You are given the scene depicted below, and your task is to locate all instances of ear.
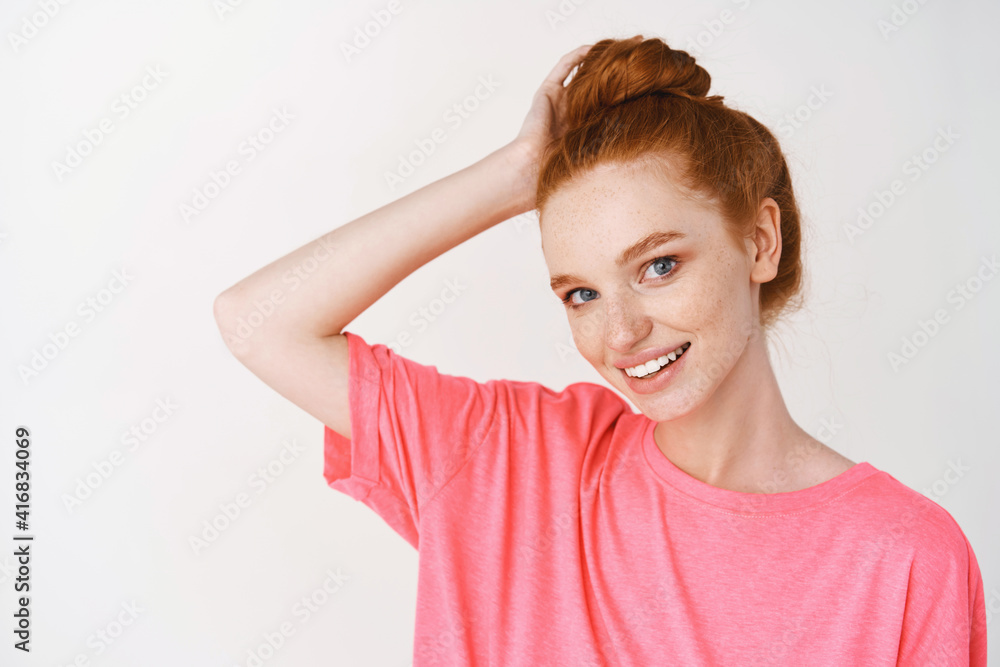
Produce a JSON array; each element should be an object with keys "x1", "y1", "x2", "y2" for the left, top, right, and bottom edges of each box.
[{"x1": 748, "y1": 197, "x2": 781, "y2": 285}]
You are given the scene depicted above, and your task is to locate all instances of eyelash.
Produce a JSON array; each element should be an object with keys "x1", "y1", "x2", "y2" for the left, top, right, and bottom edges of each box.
[{"x1": 560, "y1": 255, "x2": 680, "y2": 309}]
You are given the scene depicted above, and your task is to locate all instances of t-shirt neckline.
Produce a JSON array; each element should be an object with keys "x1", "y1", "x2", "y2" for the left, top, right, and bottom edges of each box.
[{"x1": 638, "y1": 417, "x2": 878, "y2": 514}]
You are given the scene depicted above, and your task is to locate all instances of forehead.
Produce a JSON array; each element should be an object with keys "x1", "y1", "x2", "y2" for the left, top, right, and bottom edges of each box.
[{"x1": 539, "y1": 161, "x2": 714, "y2": 253}]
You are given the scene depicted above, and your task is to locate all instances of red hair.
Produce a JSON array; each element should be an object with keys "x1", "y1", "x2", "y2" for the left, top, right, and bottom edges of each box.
[{"x1": 536, "y1": 35, "x2": 804, "y2": 331}]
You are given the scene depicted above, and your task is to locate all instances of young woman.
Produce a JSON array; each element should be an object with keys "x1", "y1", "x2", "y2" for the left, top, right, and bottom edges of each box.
[{"x1": 214, "y1": 36, "x2": 987, "y2": 666}]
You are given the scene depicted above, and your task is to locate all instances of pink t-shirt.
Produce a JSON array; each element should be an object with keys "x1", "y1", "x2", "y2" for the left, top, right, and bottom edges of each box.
[{"x1": 323, "y1": 331, "x2": 988, "y2": 666}]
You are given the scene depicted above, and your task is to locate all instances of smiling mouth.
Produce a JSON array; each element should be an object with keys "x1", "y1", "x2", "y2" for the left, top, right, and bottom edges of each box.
[{"x1": 624, "y1": 342, "x2": 691, "y2": 378}]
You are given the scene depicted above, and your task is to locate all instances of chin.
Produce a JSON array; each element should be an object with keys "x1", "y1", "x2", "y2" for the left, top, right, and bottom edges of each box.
[{"x1": 631, "y1": 391, "x2": 699, "y2": 423}]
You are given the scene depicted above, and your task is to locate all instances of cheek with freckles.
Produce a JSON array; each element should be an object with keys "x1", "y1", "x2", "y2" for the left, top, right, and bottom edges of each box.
[
  {"x1": 687, "y1": 243, "x2": 752, "y2": 330},
  {"x1": 678, "y1": 247, "x2": 759, "y2": 396},
  {"x1": 567, "y1": 308, "x2": 607, "y2": 368}
]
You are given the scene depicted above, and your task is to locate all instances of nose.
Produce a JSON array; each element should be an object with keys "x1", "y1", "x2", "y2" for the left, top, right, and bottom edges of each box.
[{"x1": 601, "y1": 291, "x2": 651, "y2": 353}]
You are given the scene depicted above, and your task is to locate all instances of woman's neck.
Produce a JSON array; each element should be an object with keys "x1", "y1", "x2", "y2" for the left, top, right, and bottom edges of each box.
[{"x1": 650, "y1": 335, "x2": 854, "y2": 493}]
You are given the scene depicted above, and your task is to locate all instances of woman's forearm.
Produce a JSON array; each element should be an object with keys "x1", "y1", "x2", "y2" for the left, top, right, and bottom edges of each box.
[{"x1": 214, "y1": 142, "x2": 534, "y2": 354}]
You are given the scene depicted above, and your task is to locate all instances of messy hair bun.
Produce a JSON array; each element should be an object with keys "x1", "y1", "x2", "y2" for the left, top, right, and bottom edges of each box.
[
  {"x1": 537, "y1": 35, "x2": 803, "y2": 332},
  {"x1": 562, "y1": 37, "x2": 720, "y2": 128}
]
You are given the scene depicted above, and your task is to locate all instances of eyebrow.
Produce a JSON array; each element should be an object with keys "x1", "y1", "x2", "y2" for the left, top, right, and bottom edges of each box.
[{"x1": 549, "y1": 230, "x2": 687, "y2": 292}]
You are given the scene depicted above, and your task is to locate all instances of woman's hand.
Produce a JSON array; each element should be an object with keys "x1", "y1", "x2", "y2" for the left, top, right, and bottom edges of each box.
[{"x1": 502, "y1": 43, "x2": 594, "y2": 214}]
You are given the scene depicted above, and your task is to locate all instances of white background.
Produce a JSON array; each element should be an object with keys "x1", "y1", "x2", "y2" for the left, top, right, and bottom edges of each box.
[{"x1": 2, "y1": 0, "x2": 997, "y2": 665}]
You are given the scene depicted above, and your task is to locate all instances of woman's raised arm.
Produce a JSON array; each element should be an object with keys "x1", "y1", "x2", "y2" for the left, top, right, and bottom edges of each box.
[{"x1": 212, "y1": 44, "x2": 593, "y2": 439}]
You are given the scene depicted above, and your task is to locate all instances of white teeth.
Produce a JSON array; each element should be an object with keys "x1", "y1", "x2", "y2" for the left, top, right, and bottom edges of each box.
[{"x1": 625, "y1": 343, "x2": 689, "y2": 377}]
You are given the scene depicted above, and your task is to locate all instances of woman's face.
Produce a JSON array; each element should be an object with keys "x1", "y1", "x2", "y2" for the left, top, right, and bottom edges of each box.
[{"x1": 539, "y1": 159, "x2": 777, "y2": 422}]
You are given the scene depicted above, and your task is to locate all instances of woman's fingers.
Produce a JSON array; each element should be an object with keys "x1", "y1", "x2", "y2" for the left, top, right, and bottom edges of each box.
[{"x1": 544, "y1": 43, "x2": 595, "y2": 88}]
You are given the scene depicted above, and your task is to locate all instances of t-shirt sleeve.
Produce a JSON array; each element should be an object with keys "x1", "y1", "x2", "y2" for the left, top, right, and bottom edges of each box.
[
  {"x1": 322, "y1": 331, "x2": 505, "y2": 549},
  {"x1": 895, "y1": 505, "x2": 988, "y2": 666}
]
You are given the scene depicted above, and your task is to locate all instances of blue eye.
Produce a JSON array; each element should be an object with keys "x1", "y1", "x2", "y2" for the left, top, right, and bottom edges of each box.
[
  {"x1": 562, "y1": 288, "x2": 598, "y2": 307},
  {"x1": 560, "y1": 256, "x2": 680, "y2": 309},
  {"x1": 645, "y1": 257, "x2": 677, "y2": 279}
]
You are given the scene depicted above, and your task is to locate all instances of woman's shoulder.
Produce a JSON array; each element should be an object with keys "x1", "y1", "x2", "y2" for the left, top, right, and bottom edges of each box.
[
  {"x1": 346, "y1": 329, "x2": 637, "y2": 439},
  {"x1": 493, "y1": 378, "x2": 639, "y2": 441},
  {"x1": 508, "y1": 377, "x2": 635, "y2": 407},
  {"x1": 847, "y1": 463, "x2": 977, "y2": 561}
]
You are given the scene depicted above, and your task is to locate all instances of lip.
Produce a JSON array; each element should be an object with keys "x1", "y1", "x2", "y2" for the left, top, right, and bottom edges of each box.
[
  {"x1": 613, "y1": 341, "x2": 691, "y2": 370},
  {"x1": 620, "y1": 342, "x2": 690, "y2": 395}
]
